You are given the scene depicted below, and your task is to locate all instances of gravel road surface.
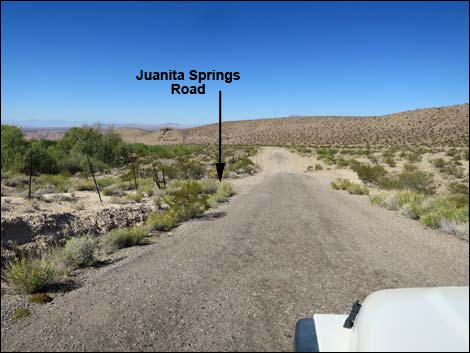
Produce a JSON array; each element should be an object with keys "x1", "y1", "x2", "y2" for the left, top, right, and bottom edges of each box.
[{"x1": 2, "y1": 147, "x2": 468, "y2": 352}]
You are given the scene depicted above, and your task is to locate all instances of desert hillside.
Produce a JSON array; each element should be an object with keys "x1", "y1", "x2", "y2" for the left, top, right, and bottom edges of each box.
[{"x1": 116, "y1": 104, "x2": 469, "y2": 146}]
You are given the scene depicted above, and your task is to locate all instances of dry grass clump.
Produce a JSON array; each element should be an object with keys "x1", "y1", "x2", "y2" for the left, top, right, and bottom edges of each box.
[
  {"x1": 2, "y1": 257, "x2": 56, "y2": 294},
  {"x1": 11, "y1": 308, "x2": 31, "y2": 320},
  {"x1": 331, "y1": 178, "x2": 369, "y2": 195},
  {"x1": 101, "y1": 226, "x2": 149, "y2": 253},
  {"x1": 27, "y1": 293, "x2": 53, "y2": 304},
  {"x1": 370, "y1": 191, "x2": 469, "y2": 237}
]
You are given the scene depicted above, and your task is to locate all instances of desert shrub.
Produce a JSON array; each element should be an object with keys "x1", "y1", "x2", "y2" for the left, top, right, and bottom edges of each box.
[
  {"x1": 62, "y1": 236, "x2": 98, "y2": 269},
  {"x1": 350, "y1": 162, "x2": 387, "y2": 184},
  {"x1": 228, "y1": 156, "x2": 256, "y2": 174},
  {"x1": 331, "y1": 178, "x2": 352, "y2": 190},
  {"x1": 368, "y1": 155, "x2": 379, "y2": 164},
  {"x1": 432, "y1": 158, "x2": 447, "y2": 169},
  {"x1": 315, "y1": 164, "x2": 323, "y2": 171},
  {"x1": 370, "y1": 193, "x2": 398, "y2": 210},
  {"x1": 165, "y1": 179, "x2": 185, "y2": 195},
  {"x1": 96, "y1": 177, "x2": 115, "y2": 188},
  {"x1": 404, "y1": 152, "x2": 421, "y2": 163},
  {"x1": 166, "y1": 181, "x2": 208, "y2": 220},
  {"x1": 75, "y1": 179, "x2": 96, "y2": 191},
  {"x1": 385, "y1": 157, "x2": 396, "y2": 167},
  {"x1": 2, "y1": 257, "x2": 56, "y2": 294},
  {"x1": 27, "y1": 293, "x2": 53, "y2": 304},
  {"x1": 217, "y1": 182, "x2": 233, "y2": 198},
  {"x1": 207, "y1": 182, "x2": 234, "y2": 207},
  {"x1": 335, "y1": 157, "x2": 350, "y2": 168},
  {"x1": 394, "y1": 191, "x2": 426, "y2": 208},
  {"x1": 316, "y1": 148, "x2": 337, "y2": 164},
  {"x1": 200, "y1": 180, "x2": 219, "y2": 194},
  {"x1": 448, "y1": 182, "x2": 469, "y2": 195},
  {"x1": 378, "y1": 169, "x2": 436, "y2": 194},
  {"x1": 125, "y1": 192, "x2": 144, "y2": 203},
  {"x1": 1, "y1": 174, "x2": 29, "y2": 188},
  {"x1": 146, "y1": 210, "x2": 179, "y2": 231},
  {"x1": 371, "y1": 191, "x2": 469, "y2": 234},
  {"x1": 165, "y1": 157, "x2": 204, "y2": 180},
  {"x1": 347, "y1": 183, "x2": 369, "y2": 195},
  {"x1": 1, "y1": 198, "x2": 11, "y2": 211},
  {"x1": 34, "y1": 184, "x2": 58, "y2": 196},
  {"x1": 129, "y1": 143, "x2": 203, "y2": 160},
  {"x1": 101, "y1": 226, "x2": 148, "y2": 253},
  {"x1": 102, "y1": 184, "x2": 125, "y2": 196},
  {"x1": 438, "y1": 220, "x2": 469, "y2": 238},
  {"x1": 11, "y1": 308, "x2": 31, "y2": 320},
  {"x1": 441, "y1": 164, "x2": 465, "y2": 179},
  {"x1": 138, "y1": 178, "x2": 157, "y2": 197},
  {"x1": 35, "y1": 174, "x2": 71, "y2": 192}
]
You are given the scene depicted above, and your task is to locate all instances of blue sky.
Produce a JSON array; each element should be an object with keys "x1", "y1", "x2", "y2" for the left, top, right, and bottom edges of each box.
[{"x1": 1, "y1": 1, "x2": 469, "y2": 127}]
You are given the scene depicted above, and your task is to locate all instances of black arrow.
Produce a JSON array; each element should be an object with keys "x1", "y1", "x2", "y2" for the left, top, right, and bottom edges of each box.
[{"x1": 216, "y1": 90, "x2": 225, "y2": 181}]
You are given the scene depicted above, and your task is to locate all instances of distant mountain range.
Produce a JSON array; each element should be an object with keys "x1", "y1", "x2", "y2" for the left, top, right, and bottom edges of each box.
[{"x1": 13, "y1": 123, "x2": 191, "y2": 140}]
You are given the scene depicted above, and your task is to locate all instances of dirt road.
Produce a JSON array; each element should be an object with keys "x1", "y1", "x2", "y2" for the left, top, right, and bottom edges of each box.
[{"x1": 2, "y1": 147, "x2": 469, "y2": 352}]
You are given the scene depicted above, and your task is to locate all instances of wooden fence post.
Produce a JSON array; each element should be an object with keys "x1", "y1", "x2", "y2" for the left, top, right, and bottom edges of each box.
[
  {"x1": 28, "y1": 150, "x2": 33, "y2": 199},
  {"x1": 87, "y1": 156, "x2": 102, "y2": 203}
]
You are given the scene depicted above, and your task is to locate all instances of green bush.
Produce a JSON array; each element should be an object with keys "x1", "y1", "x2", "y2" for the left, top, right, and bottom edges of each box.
[
  {"x1": 200, "y1": 180, "x2": 219, "y2": 194},
  {"x1": 385, "y1": 157, "x2": 397, "y2": 167},
  {"x1": 11, "y1": 308, "x2": 31, "y2": 320},
  {"x1": 101, "y1": 226, "x2": 148, "y2": 253},
  {"x1": 441, "y1": 164, "x2": 465, "y2": 179},
  {"x1": 34, "y1": 174, "x2": 71, "y2": 193},
  {"x1": 207, "y1": 182, "x2": 234, "y2": 207},
  {"x1": 315, "y1": 148, "x2": 337, "y2": 165},
  {"x1": 448, "y1": 182, "x2": 469, "y2": 195},
  {"x1": 347, "y1": 183, "x2": 369, "y2": 195},
  {"x1": 125, "y1": 192, "x2": 144, "y2": 203},
  {"x1": 350, "y1": 162, "x2": 387, "y2": 184},
  {"x1": 432, "y1": 158, "x2": 446, "y2": 169},
  {"x1": 404, "y1": 152, "x2": 421, "y2": 163},
  {"x1": 138, "y1": 178, "x2": 158, "y2": 197},
  {"x1": 370, "y1": 191, "x2": 469, "y2": 234},
  {"x1": 227, "y1": 156, "x2": 256, "y2": 174},
  {"x1": 165, "y1": 180, "x2": 208, "y2": 221},
  {"x1": 370, "y1": 193, "x2": 398, "y2": 210},
  {"x1": 331, "y1": 178, "x2": 352, "y2": 190},
  {"x1": 3, "y1": 257, "x2": 56, "y2": 294},
  {"x1": 1, "y1": 125, "x2": 29, "y2": 172},
  {"x1": 146, "y1": 210, "x2": 179, "y2": 231},
  {"x1": 62, "y1": 236, "x2": 98, "y2": 269},
  {"x1": 378, "y1": 169, "x2": 436, "y2": 194}
]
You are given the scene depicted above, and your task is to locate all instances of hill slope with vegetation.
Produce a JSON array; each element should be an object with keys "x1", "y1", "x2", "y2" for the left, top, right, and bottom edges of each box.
[{"x1": 116, "y1": 104, "x2": 469, "y2": 146}]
